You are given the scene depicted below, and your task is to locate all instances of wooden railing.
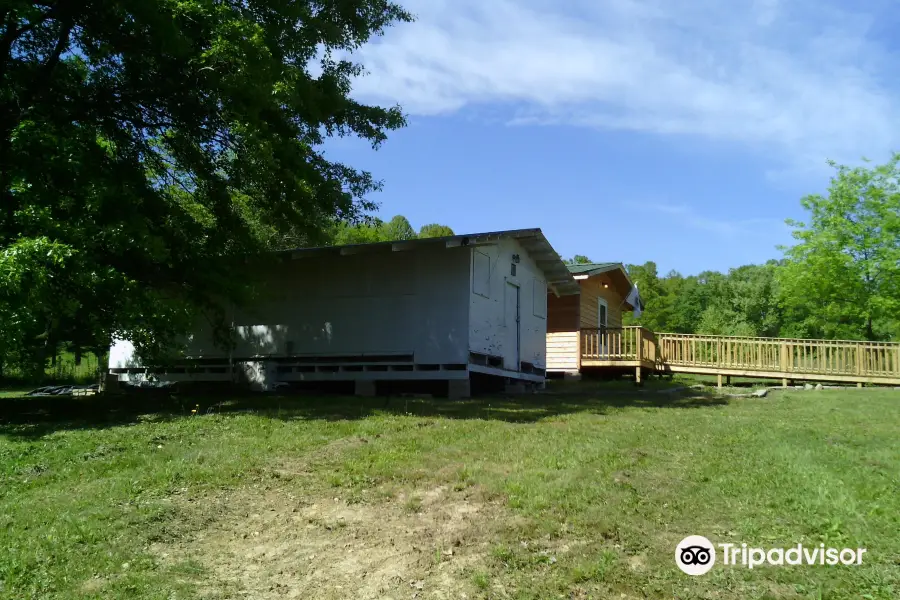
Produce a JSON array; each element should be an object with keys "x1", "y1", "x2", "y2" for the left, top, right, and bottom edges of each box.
[
  {"x1": 580, "y1": 326, "x2": 657, "y2": 364},
  {"x1": 656, "y1": 333, "x2": 900, "y2": 382},
  {"x1": 576, "y1": 329, "x2": 900, "y2": 384}
]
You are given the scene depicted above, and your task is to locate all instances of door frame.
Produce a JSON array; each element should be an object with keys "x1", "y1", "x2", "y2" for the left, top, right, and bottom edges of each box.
[
  {"x1": 506, "y1": 281, "x2": 521, "y2": 371},
  {"x1": 597, "y1": 297, "x2": 609, "y2": 330},
  {"x1": 597, "y1": 297, "x2": 609, "y2": 357}
]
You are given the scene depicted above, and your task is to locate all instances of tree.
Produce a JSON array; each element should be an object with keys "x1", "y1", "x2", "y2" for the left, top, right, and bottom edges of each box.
[
  {"x1": 327, "y1": 215, "x2": 454, "y2": 244},
  {"x1": 0, "y1": 0, "x2": 412, "y2": 374},
  {"x1": 667, "y1": 272, "x2": 721, "y2": 334},
  {"x1": 777, "y1": 156, "x2": 900, "y2": 341},
  {"x1": 380, "y1": 215, "x2": 417, "y2": 241},
  {"x1": 332, "y1": 218, "x2": 387, "y2": 245},
  {"x1": 565, "y1": 255, "x2": 593, "y2": 264},
  {"x1": 418, "y1": 223, "x2": 455, "y2": 238},
  {"x1": 689, "y1": 263, "x2": 783, "y2": 337},
  {"x1": 623, "y1": 261, "x2": 665, "y2": 330}
]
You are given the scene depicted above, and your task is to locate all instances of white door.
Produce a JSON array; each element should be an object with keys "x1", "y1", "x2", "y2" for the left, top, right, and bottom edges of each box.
[
  {"x1": 597, "y1": 298, "x2": 609, "y2": 357},
  {"x1": 597, "y1": 298, "x2": 609, "y2": 330},
  {"x1": 505, "y1": 282, "x2": 520, "y2": 370}
]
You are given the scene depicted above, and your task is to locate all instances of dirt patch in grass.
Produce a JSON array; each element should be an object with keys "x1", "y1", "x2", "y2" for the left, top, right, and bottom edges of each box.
[
  {"x1": 154, "y1": 483, "x2": 502, "y2": 599},
  {"x1": 268, "y1": 436, "x2": 372, "y2": 478}
]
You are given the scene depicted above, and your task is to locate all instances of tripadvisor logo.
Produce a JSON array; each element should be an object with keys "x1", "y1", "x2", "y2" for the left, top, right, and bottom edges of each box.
[
  {"x1": 675, "y1": 536, "x2": 867, "y2": 575},
  {"x1": 676, "y1": 535, "x2": 716, "y2": 575}
]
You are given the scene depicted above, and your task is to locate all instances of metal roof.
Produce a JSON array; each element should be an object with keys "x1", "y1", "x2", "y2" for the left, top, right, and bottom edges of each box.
[
  {"x1": 567, "y1": 262, "x2": 640, "y2": 308},
  {"x1": 280, "y1": 228, "x2": 581, "y2": 296},
  {"x1": 566, "y1": 262, "x2": 622, "y2": 276}
]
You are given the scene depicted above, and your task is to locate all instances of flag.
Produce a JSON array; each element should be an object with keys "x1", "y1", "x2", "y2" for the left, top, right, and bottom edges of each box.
[{"x1": 625, "y1": 283, "x2": 642, "y2": 319}]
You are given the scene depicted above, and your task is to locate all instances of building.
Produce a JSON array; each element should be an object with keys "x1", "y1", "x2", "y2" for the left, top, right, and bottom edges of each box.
[
  {"x1": 109, "y1": 228, "x2": 580, "y2": 397},
  {"x1": 546, "y1": 263, "x2": 900, "y2": 387},
  {"x1": 545, "y1": 262, "x2": 644, "y2": 378}
]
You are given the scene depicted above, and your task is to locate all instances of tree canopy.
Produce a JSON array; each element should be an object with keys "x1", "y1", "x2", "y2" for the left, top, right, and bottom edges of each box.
[
  {"x1": 777, "y1": 156, "x2": 900, "y2": 341},
  {"x1": 600, "y1": 159, "x2": 899, "y2": 342},
  {"x1": 381, "y1": 215, "x2": 417, "y2": 241},
  {"x1": 418, "y1": 223, "x2": 455, "y2": 238},
  {"x1": 329, "y1": 215, "x2": 454, "y2": 245},
  {"x1": 622, "y1": 262, "x2": 784, "y2": 337},
  {"x1": 0, "y1": 0, "x2": 411, "y2": 373},
  {"x1": 565, "y1": 255, "x2": 593, "y2": 265}
]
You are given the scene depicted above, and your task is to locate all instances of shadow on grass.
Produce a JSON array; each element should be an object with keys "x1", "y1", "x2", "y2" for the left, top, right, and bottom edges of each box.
[{"x1": 0, "y1": 383, "x2": 727, "y2": 440}]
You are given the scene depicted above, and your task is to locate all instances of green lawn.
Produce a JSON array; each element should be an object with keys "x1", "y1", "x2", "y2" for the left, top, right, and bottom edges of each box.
[
  {"x1": 0, "y1": 386, "x2": 898, "y2": 599},
  {"x1": 1, "y1": 351, "x2": 103, "y2": 389}
]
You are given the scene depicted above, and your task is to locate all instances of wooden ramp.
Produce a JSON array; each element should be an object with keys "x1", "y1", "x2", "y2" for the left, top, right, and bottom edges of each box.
[
  {"x1": 656, "y1": 333, "x2": 900, "y2": 386},
  {"x1": 552, "y1": 327, "x2": 900, "y2": 386}
]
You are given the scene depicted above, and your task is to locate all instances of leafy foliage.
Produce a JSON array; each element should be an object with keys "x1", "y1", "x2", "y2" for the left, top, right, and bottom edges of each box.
[
  {"x1": 331, "y1": 218, "x2": 389, "y2": 245},
  {"x1": 622, "y1": 262, "x2": 789, "y2": 337},
  {"x1": 381, "y1": 215, "x2": 417, "y2": 241},
  {"x1": 329, "y1": 215, "x2": 454, "y2": 245},
  {"x1": 565, "y1": 255, "x2": 593, "y2": 265},
  {"x1": 0, "y1": 0, "x2": 412, "y2": 376},
  {"x1": 618, "y1": 160, "x2": 900, "y2": 342},
  {"x1": 778, "y1": 156, "x2": 900, "y2": 341},
  {"x1": 418, "y1": 223, "x2": 455, "y2": 238}
]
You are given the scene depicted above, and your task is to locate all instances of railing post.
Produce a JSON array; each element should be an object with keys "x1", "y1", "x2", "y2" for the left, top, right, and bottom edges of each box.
[
  {"x1": 636, "y1": 328, "x2": 643, "y2": 364},
  {"x1": 779, "y1": 342, "x2": 787, "y2": 375},
  {"x1": 575, "y1": 329, "x2": 582, "y2": 371},
  {"x1": 856, "y1": 342, "x2": 863, "y2": 377},
  {"x1": 894, "y1": 345, "x2": 900, "y2": 379}
]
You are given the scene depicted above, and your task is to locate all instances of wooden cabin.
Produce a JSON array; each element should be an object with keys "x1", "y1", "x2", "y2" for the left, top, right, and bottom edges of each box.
[
  {"x1": 546, "y1": 263, "x2": 900, "y2": 387},
  {"x1": 546, "y1": 263, "x2": 647, "y2": 378}
]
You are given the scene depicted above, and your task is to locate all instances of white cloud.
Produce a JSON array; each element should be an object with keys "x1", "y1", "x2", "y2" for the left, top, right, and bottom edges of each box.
[
  {"x1": 347, "y1": 0, "x2": 899, "y2": 170},
  {"x1": 643, "y1": 203, "x2": 791, "y2": 239}
]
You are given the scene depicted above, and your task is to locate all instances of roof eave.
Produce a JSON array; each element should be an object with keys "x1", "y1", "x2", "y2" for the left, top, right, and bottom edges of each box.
[{"x1": 280, "y1": 227, "x2": 580, "y2": 296}]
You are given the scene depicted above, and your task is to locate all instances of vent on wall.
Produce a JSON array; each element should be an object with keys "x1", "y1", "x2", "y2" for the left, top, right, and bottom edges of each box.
[{"x1": 469, "y1": 351, "x2": 503, "y2": 368}]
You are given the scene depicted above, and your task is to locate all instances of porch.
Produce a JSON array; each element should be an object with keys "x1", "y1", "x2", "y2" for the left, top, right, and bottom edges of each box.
[
  {"x1": 547, "y1": 326, "x2": 658, "y2": 382},
  {"x1": 546, "y1": 326, "x2": 900, "y2": 386}
]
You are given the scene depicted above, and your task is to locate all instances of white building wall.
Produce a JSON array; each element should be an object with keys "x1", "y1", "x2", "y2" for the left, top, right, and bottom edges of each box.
[
  {"x1": 111, "y1": 245, "x2": 472, "y2": 368},
  {"x1": 468, "y1": 238, "x2": 548, "y2": 371}
]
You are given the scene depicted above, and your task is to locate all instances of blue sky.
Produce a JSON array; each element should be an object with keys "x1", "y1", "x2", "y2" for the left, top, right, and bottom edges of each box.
[{"x1": 323, "y1": 0, "x2": 899, "y2": 276}]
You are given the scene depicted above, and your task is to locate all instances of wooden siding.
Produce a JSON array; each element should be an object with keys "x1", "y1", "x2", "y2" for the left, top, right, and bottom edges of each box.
[
  {"x1": 546, "y1": 331, "x2": 580, "y2": 372},
  {"x1": 545, "y1": 271, "x2": 631, "y2": 372},
  {"x1": 547, "y1": 292, "x2": 580, "y2": 333},
  {"x1": 579, "y1": 274, "x2": 625, "y2": 329}
]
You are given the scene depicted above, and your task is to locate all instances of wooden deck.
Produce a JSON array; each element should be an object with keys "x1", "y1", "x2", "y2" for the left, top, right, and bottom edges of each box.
[{"x1": 549, "y1": 326, "x2": 900, "y2": 386}]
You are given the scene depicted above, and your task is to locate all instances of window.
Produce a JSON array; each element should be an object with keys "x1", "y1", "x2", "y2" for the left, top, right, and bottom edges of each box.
[
  {"x1": 510, "y1": 263, "x2": 517, "y2": 277},
  {"x1": 473, "y1": 250, "x2": 491, "y2": 297},
  {"x1": 533, "y1": 278, "x2": 547, "y2": 318}
]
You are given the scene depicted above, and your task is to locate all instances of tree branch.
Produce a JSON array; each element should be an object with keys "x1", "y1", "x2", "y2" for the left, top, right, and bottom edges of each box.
[
  {"x1": 0, "y1": 9, "x2": 57, "y2": 79},
  {"x1": 40, "y1": 17, "x2": 74, "y2": 79},
  {"x1": 21, "y1": 12, "x2": 75, "y2": 110}
]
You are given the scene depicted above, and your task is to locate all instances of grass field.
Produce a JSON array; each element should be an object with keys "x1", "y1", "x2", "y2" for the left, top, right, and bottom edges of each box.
[
  {"x1": 0, "y1": 385, "x2": 898, "y2": 599},
  {"x1": 1, "y1": 351, "x2": 102, "y2": 388}
]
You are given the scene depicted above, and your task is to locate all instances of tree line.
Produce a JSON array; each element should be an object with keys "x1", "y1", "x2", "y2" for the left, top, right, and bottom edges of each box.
[
  {"x1": 329, "y1": 215, "x2": 454, "y2": 244},
  {"x1": 571, "y1": 158, "x2": 900, "y2": 342}
]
